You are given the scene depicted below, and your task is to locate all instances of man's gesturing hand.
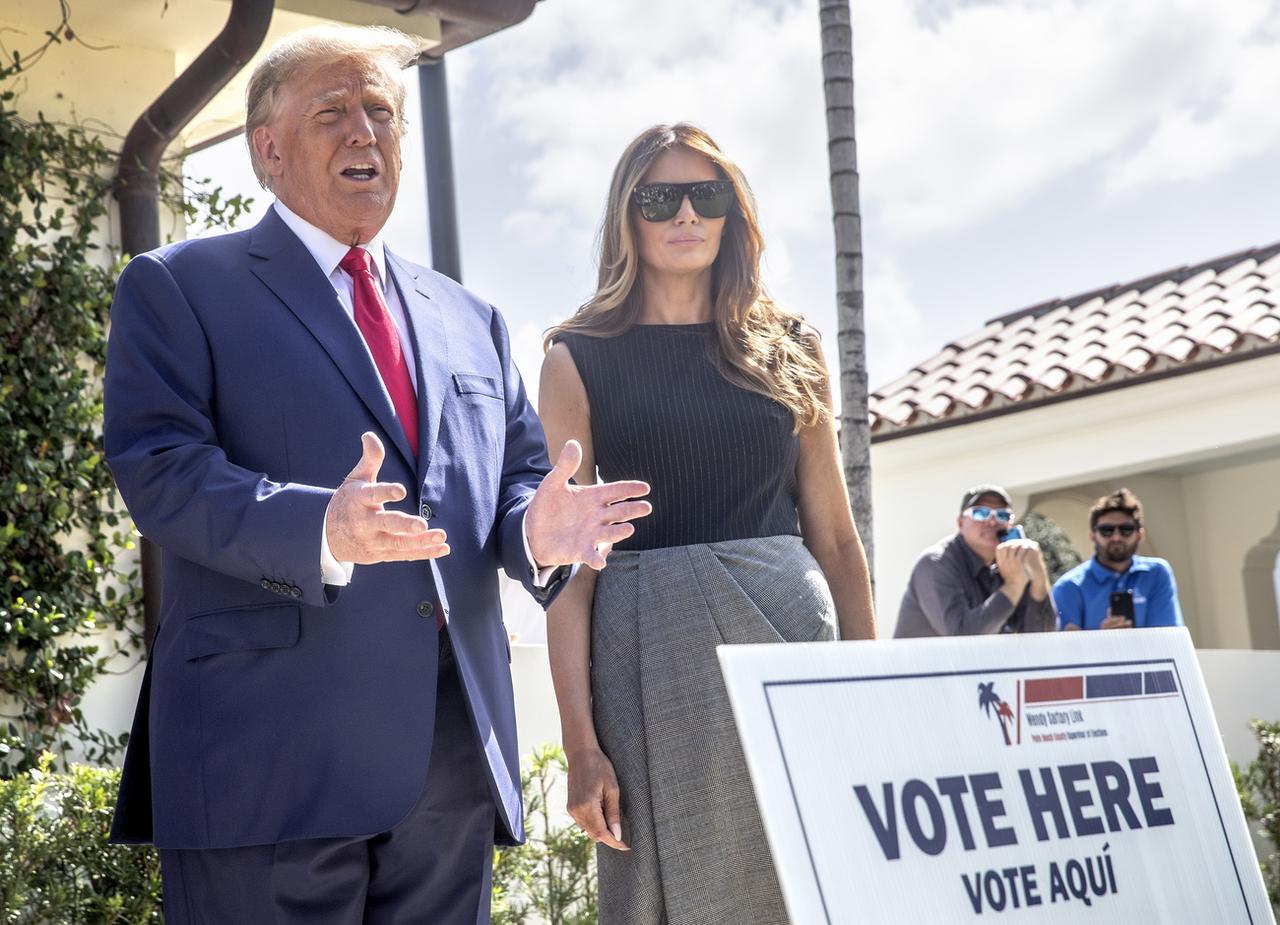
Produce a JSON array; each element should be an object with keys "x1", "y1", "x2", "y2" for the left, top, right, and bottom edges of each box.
[
  {"x1": 525, "y1": 440, "x2": 651, "y2": 571},
  {"x1": 326, "y1": 433, "x2": 450, "y2": 564}
]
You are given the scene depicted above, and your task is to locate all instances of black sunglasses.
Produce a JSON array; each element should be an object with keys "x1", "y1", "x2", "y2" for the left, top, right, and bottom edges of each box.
[
  {"x1": 632, "y1": 180, "x2": 735, "y2": 222},
  {"x1": 1096, "y1": 523, "x2": 1139, "y2": 537}
]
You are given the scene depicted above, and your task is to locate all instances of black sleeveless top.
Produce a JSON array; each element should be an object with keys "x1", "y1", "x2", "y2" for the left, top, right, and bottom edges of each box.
[{"x1": 559, "y1": 324, "x2": 801, "y2": 551}]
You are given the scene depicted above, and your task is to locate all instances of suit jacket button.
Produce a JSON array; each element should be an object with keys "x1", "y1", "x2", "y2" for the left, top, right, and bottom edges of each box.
[
  {"x1": 261, "y1": 579, "x2": 271, "y2": 590},
  {"x1": 290, "y1": 587, "x2": 302, "y2": 599},
  {"x1": 420, "y1": 502, "x2": 433, "y2": 519},
  {"x1": 417, "y1": 600, "x2": 435, "y2": 619},
  {"x1": 272, "y1": 582, "x2": 284, "y2": 595}
]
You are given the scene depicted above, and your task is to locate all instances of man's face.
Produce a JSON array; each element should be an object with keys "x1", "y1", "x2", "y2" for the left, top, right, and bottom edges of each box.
[
  {"x1": 1091, "y1": 511, "x2": 1143, "y2": 566},
  {"x1": 957, "y1": 493, "x2": 1012, "y2": 562},
  {"x1": 252, "y1": 56, "x2": 404, "y2": 244}
]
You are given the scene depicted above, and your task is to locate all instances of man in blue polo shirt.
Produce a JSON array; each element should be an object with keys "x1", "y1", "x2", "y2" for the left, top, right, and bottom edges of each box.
[{"x1": 1053, "y1": 488, "x2": 1184, "y2": 631}]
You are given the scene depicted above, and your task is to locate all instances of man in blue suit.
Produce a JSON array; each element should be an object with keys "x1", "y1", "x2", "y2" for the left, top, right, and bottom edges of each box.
[{"x1": 104, "y1": 25, "x2": 649, "y2": 922}]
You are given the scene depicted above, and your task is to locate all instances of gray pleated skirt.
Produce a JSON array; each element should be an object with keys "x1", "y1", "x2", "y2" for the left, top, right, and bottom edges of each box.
[{"x1": 590, "y1": 535, "x2": 837, "y2": 925}]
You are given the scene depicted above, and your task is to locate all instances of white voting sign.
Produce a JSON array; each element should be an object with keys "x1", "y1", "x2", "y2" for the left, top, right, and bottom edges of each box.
[{"x1": 718, "y1": 628, "x2": 1274, "y2": 924}]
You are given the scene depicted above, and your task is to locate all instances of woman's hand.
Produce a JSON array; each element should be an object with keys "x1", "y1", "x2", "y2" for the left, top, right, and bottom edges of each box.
[{"x1": 566, "y1": 746, "x2": 628, "y2": 851}]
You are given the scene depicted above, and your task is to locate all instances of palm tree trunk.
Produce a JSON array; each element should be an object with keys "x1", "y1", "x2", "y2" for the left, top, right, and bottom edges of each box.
[{"x1": 820, "y1": 0, "x2": 874, "y2": 574}]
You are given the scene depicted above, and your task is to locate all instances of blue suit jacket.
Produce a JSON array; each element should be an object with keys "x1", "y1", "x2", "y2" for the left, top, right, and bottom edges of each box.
[{"x1": 104, "y1": 208, "x2": 566, "y2": 849}]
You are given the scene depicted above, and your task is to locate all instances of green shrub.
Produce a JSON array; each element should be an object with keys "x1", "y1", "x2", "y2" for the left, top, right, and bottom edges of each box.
[
  {"x1": 1235, "y1": 719, "x2": 1280, "y2": 910},
  {"x1": 0, "y1": 745, "x2": 597, "y2": 922},
  {"x1": 493, "y1": 745, "x2": 598, "y2": 924},
  {"x1": 1022, "y1": 510, "x2": 1084, "y2": 584},
  {"x1": 0, "y1": 754, "x2": 162, "y2": 923},
  {"x1": 0, "y1": 52, "x2": 141, "y2": 777},
  {"x1": 1, "y1": 21, "x2": 252, "y2": 777}
]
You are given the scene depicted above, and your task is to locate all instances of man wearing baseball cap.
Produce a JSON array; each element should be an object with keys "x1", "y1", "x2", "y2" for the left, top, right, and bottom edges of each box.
[{"x1": 895, "y1": 485, "x2": 1057, "y2": 637}]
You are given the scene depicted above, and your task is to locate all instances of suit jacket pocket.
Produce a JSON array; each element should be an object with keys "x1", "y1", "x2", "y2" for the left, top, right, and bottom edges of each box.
[
  {"x1": 453, "y1": 372, "x2": 502, "y2": 399},
  {"x1": 184, "y1": 602, "x2": 300, "y2": 660}
]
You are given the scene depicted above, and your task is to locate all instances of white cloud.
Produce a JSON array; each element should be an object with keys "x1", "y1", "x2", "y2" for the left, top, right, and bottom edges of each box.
[
  {"x1": 863, "y1": 257, "x2": 931, "y2": 391},
  {"x1": 1103, "y1": 1, "x2": 1280, "y2": 192},
  {"x1": 456, "y1": 0, "x2": 1276, "y2": 249},
  {"x1": 509, "y1": 318, "x2": 559, "y2": 407},
  {"x1": 455, "y1": 0, "x2": 830, "y2": 241},
  {"x1": 453, "y1": 0, "x2": 1215, "y2": 393},
  {"x1": 853, "y1": 0, "x2": 1267, "y2": 236}
]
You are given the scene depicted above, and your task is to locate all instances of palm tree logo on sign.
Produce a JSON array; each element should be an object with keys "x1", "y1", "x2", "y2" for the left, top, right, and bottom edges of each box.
[{"x1": 978, "y1": 682, "x2": 1016, "y2": 745}]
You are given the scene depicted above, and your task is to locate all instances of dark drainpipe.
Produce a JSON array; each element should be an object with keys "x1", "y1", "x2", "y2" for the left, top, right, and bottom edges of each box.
[
  {"x1": 114, "y1": 0, "x2": 274, "y2": 643},
  {"x1": 417, "y1": 58, "x2": 462, "y2": 282}
]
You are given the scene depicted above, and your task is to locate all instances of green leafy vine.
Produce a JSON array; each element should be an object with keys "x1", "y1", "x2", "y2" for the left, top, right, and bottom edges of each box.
[{"x1": 0, "y1": 25, "x2": 250, "y2": 777}]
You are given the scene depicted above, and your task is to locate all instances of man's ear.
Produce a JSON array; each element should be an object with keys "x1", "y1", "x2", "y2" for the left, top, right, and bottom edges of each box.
[{"x1": 251, "y1": 125, "x2": 283, "y2": 179}]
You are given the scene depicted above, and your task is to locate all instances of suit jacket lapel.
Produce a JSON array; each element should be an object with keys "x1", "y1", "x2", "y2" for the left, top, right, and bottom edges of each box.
[
  {"x1": 247, "y1": 209, "x2": 417, "y2": 472},
  {"x1": 386, "y1": 250, "x2": 449, "y2": 476}
]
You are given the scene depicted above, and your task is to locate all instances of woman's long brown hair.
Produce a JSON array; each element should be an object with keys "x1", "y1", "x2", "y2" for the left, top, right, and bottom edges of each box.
[{"x1": 544, "y1": 123, "x2": 828, "y2": 430}]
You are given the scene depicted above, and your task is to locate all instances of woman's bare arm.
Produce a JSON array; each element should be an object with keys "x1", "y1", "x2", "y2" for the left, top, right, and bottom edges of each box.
[
  {"x1": 538, "y1": 341, "x2": 626, "y2": 849},
  {"x1": 794, "y1": 333, "x2": 877, "y2": 640}
]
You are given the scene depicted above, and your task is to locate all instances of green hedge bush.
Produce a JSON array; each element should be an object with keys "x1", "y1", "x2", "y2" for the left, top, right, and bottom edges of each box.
[
  {"x1": 0, "y1": 754, "x2": 162, "y2": 922},
  {"x1": 1, "y1": 24, "x2": 253, "y2": 777},
  {"x1": 5, "y1": 731, "x2": 1277, "y2": 920},
  {"x1": 1235, "y1": 719, "x2": 1280, "y2": 910},
  {"x1": 1, "y1": 746, "x2": 594, "y2": 923},
  {"x1": 0, "y1": 49, "x2": 140, "y2": 777},
  {"x1": 494, "y1": 745, "x2": 597, "y2": 924},
  {"x1": 1021, "y1": 510, "x2": 1083, "y2": 583}
]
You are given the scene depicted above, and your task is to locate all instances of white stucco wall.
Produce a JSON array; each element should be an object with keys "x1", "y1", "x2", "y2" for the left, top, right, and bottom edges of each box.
[
  {"x1": 1196, "y1": 650, "x2": 1280, "y2": 767},
  {"x1": 1029, "y1": 457, "x2": 1280, "y2": 650},
  {"x1": 1, "y1": 2, "x2": 441, "y2": 153},
  {"x1": 870, "y1": 353, "x2": 1280, "y2": 644},
  {"x1": 512, "y1": 643, "x2": 563, "y2": 754},
  {"x1": 1180, "y1": 454, "x2": 1280, "y2": 647},
  {"x1": 4, "y1": 31, "x2": 176, "y2": 145}
]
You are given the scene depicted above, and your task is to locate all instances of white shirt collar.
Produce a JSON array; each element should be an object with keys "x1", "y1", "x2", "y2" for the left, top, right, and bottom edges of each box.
[{"x1": 272, "y1": 199, "x2": 389, "y2": 285}]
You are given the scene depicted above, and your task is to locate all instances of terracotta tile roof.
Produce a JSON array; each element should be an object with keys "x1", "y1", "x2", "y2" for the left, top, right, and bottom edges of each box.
[{"x1": 869, "y1": 242, "x2": 1280, "y2": 440}]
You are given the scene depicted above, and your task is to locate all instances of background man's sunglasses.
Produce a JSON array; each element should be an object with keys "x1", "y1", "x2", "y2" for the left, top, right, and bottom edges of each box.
[
  {"x1": 1096, "y1": 524, "x2": 1139, "y2": 537},
  {"x1": 965, "y1": 506, "x2": 1014, "y2": 524},
  {"x1": 632, "y1": 180, "x2": 735, "y2": 222}
]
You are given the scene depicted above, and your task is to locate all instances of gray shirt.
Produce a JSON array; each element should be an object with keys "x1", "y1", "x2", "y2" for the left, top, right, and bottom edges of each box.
[{"x1": 895, "y1": 533, "x2": 1058, "y2": 637}]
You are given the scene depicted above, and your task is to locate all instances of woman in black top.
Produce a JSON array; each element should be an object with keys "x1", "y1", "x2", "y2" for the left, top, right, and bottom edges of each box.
[{"x1": 539, "y1": 123, "x2": 876, "y2": 925}]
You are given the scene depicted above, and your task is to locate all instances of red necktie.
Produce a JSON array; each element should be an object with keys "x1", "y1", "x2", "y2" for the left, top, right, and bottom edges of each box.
[{"x1": 340, "y1": 247, "x2": 419, "y2": 459}]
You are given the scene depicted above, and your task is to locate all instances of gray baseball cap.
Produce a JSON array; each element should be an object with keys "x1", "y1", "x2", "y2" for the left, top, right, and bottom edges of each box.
[{"x1": 960, "y1": 484, "x2": 1012, "y2": 512}]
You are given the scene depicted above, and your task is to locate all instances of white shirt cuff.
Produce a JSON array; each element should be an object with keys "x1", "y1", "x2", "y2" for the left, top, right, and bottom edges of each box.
[
  {"x1": 320, "y1": 508, "x2": 356, "y2": 587},
  {"x1": 522, "y1": 514, "x2": 558, "y2": 588}
]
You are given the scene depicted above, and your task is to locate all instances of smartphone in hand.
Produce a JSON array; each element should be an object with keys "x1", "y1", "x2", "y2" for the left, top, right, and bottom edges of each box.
[
  {"x1": 1109, "y1": 590, "x2": 1135, "y2": 621},
  {"x1": 997, "y1": 525, "x2": 1025, "y2": 542}
]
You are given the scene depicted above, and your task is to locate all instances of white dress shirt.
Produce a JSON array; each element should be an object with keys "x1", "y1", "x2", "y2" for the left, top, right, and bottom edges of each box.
[
  {"x1": 271, "y1": 201, "x2": 553, "y2": 588},
  {"x1": 274, "y1": 201, "x2": 416, "y2": 391}
]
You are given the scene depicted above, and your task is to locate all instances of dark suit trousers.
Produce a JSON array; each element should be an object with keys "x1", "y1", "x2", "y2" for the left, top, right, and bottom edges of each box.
[{"x1": 159, "y1": 630, "x2": 497, "y2": 924}]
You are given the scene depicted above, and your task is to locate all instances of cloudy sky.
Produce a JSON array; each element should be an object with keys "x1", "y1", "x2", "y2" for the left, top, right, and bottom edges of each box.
[{"x1": 189, "y1": 0, "x2": 1280, "y2": 401}]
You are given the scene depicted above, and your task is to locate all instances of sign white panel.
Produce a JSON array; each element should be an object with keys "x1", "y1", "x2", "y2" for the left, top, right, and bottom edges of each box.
[{"x1": 718, "y1": 628, "x2": 1274, "y2": 924}]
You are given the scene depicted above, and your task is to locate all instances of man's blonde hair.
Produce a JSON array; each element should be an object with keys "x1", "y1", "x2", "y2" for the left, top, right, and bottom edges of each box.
[{"x1": 244, "y1": 25, "x2": 422, "y2": 188}]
